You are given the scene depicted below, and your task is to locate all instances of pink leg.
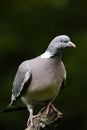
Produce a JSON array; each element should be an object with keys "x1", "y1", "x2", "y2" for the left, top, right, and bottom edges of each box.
[
  {"x1": 27, "y1": 105, "x2": 40, "y2": 127},
  {"x1": 46, "y1": 102, "x2": 57, "y2": 115},
  {"x1": 27, "y1": 114, "x2": 39, "y2": 127},
  {"x1": 46, "y1": 102, "x2": 51, "y2": 115},
  {"x1": 27, "y1": 105, "x2": 34, "y2": 127}
]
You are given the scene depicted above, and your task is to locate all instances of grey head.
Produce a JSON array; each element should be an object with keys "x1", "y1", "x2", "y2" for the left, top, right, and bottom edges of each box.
[{"x1": 47, "y1": 35, "x2": 76, "y2": 57}]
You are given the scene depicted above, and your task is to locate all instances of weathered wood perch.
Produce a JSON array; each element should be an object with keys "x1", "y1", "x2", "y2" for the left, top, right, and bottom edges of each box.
[{"x1": 25, "y1": 104, "x2": 62, "y2": 130}]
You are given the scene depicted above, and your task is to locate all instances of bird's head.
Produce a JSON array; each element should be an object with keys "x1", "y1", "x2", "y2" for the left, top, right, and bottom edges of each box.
[{"x1": 47, "y1": 35, "x2": 76, "y2": 57}]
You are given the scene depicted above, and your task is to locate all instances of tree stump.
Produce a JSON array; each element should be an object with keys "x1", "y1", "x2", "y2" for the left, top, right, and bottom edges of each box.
[{"x1": 25, "y1": 104, "x2": 62, "y2": 130}]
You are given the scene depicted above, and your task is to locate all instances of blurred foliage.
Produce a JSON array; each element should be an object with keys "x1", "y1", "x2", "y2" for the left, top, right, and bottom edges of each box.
[{"x1": 0, "y1": 0, "x2": 87, "y2": 130}]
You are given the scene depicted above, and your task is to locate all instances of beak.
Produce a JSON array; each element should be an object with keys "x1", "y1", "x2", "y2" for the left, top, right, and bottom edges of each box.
[{"x1": 68, "y1": 42, "x2": 76, "y2": 48}]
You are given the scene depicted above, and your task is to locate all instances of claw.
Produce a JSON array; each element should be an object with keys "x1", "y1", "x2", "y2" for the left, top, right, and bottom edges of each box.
[{"x1": 27, "y1": 114, "x2": 39, "y2": 127}]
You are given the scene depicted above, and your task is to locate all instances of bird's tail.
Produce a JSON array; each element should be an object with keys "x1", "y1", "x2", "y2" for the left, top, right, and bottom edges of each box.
[{"x1": 3, "y1": 102, "x2": 26, "y2": 113}]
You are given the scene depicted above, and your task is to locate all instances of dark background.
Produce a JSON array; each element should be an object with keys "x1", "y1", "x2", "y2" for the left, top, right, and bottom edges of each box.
[{"x1": 0, "y1": 0, "x2": 87, "y2": 130}]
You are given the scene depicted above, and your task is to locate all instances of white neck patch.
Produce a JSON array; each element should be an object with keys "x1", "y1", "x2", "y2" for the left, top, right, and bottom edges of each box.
[{"x1": 41, "y1": 51, "x2": 52, "y2": 59}]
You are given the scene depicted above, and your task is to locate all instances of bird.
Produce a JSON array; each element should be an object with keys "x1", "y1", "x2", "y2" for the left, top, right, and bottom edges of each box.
[{"x1": 4, "y1": 35, "x2": 76, "y2": 126}]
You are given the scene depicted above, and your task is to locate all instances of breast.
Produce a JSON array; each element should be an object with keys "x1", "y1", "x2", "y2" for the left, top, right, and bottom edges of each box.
[{"x1": 25, "y1": 57, "x2": 66, "y2": 104}]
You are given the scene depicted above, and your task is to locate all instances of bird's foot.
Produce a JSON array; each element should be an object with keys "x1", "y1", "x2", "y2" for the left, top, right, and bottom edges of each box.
[
  {"x1": 27, "y1": 114, "x2": 39, "y2": 127},
  {"x1": 46, "y1": 102, "x2": 57, "y2": 115}
]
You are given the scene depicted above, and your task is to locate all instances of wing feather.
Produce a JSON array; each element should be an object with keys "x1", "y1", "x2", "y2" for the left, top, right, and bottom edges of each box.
[{"x1": 12, "y1": 62, "x2": 32, "y2": 99}]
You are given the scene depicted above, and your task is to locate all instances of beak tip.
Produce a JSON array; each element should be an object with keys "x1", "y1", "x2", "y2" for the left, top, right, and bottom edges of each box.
[
  {"x1": 68, "y1": 42, "x2": 76, "y2": 48},
  {"x1": 73, "y1": 44, "x2": 76, "y2": 48}
]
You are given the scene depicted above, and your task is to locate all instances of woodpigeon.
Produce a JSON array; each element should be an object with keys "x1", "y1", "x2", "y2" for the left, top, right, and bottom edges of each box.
[{"x1": 4, "y1": 35, "x2": 76, "y2": 126}]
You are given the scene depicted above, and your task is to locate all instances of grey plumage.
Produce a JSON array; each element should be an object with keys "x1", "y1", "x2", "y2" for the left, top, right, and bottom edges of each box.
[
  {"x1": 4, "y1": 35, "x2": 76, "y2": 126},
  {"x1": 12, "y1": 64, "x2": 32, "y2": 99}
]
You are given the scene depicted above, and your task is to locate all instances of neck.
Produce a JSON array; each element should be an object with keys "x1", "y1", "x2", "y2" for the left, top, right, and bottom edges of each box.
[
  {"x1": 41, "y1": 47, "x2": 63, "y2": 59},
  {"x1": 41, "y1": 51, "x2": 52, "y2": 59},
  {"x1": 47, "y1": 46, "x2": 63, "y2": 58}
]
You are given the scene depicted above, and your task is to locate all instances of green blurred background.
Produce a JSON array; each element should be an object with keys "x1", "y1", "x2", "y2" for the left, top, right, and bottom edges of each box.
[{"x1": 0, "y1": 0, "x2": 87, "y2": 130}]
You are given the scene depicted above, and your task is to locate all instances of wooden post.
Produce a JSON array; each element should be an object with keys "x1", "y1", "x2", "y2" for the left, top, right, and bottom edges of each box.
[{"x1": 25, "y1": 104, "x2": 62, "y2": 130}]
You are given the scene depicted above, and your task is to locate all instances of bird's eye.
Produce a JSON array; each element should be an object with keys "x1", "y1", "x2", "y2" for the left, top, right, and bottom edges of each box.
[
  {"x1": 64, "y1": 40, "x2": 68, "y2": 43},
  {"x1": 61, "y1": 40, "x2": 68, "y2": 43}
]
